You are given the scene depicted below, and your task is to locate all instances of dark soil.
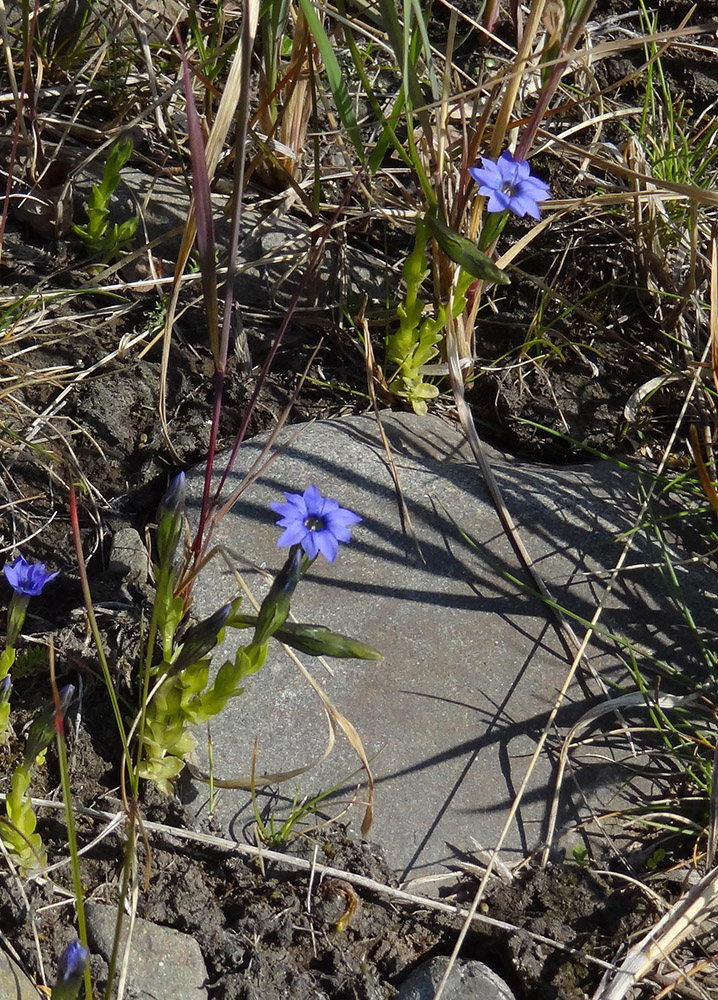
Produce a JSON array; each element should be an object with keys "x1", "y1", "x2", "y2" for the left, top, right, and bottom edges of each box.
[
  {"x1": 1, "y1": 728, "x2": 655, "y2": 1000},
  {"x1": 0, "y1": 1, "x2": 716, "y2": 998}
]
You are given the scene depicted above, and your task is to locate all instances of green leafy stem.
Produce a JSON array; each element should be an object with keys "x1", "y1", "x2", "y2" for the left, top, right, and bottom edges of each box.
[
  {"x1": 73, "y1": 136, "x2": 138, "y2": 261},
  {"x1": 386, "y1": 212, "x2": 509, "y2": 414}
]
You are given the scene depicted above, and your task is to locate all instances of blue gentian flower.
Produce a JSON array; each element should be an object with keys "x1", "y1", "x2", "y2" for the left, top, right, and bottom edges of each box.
[
  {"x1": 468, "y1": 151, "x2": 550, "y2": 219},
  {"x1": 4, "y1": 556, "x2": 59, "y2": 597},
  {"x1": 52, "y1": 939, "x2": 89, "y2": 1000},
  {"x1": 269, "y1": 486, "x2": 361, "y2": 562}
]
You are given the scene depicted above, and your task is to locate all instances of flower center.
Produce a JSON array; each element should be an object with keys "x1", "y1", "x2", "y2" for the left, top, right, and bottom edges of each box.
[
  {"x1": 304, "y1": 515, "x2": 325, "y2": 532},
  {"x1": 501, "y1": 181, "x2": 519, "y2": 198}
]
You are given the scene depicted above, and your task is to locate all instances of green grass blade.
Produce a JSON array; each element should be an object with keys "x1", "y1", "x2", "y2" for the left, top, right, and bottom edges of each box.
[{"x1": 297, "y1": 0, "x2": 364, "y2": 162}]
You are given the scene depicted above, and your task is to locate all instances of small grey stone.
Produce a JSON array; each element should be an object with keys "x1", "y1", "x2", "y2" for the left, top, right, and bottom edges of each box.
[
  {"x1": 395, "y1": 956, "x2": 516, "y2": 1000},
  {"x1": 0, "y1": 951, "x2": 39, "y2": 1000},
  {"x1": 86, "y1": 902, "x2": 208, "y2": 1000},
  {"x1": 109, "y1": 526, "x2": 150, "y2": 589}
]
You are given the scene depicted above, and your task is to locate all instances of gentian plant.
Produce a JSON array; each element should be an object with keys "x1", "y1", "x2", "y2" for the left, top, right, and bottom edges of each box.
[
  {"x1": 384, "y1": 152, "x2": 550, "y2": 413},
  {"x1": 136, "y1": 476, "x2": 378, "y2": 792},
  {"x1": 1, "y1": 556, "x2": 59, "y2": 741}
]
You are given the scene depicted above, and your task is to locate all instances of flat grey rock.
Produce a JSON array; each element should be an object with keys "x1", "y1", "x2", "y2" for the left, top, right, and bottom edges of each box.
[
  {"x1": 395, "y1": 956, "x2": 516, "y2": 1000},
  {"x1": 86, "y1": 902, "x2": 208, "y2": 1000},
  {"x1": 181, "y1": 412, "x2": 714, "y2": 882},
  {"x1": 0, "y1": 951, "x2": 38, "y2": 1000}
]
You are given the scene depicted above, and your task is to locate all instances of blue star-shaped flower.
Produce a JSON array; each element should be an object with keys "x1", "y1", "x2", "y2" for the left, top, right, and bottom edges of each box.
[
  {"x1": 3, "y1": 556, "x2": 59, "y2": 597},
  {"x1": 269, "y1": 486, "x2": 362, "y2": 562},
  {"x1": 469, "y1": 151, "x2": 551, "y2": 219}
]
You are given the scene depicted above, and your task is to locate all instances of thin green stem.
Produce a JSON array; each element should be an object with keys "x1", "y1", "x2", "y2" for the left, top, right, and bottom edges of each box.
[
  {"x1": 50, "y1": 648, "x2": 92, "y2": 1000},
  {"x1": 67, "y1": 476, "x2": 133, "y2": 786}
]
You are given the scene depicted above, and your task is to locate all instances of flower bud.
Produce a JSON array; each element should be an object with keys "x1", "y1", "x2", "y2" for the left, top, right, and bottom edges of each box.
[
  {"x1": 156, "y1": 472, "x2": 187, "y2": 567},
  {"x1": 52, "y1": 939, "x2": 89, "y2": 1000},
  {"x1": 227, "y1": 614, "x2": 381, "y2": 660},
  {"x1": 24, "y1": 684, "x2": 74, "y2": 764},
  {"x1": 169, "y1": 603, "x2": 232, "y2": 676},
  {"x1": 273, "y1": 623, "x2": 382, "y2": 660},
  {"x1": 251, "y1": 546, "x2": 303, "y2": 647},
  {"x1": 0, "y1": 676, "x2": 12, "y2": 704}
]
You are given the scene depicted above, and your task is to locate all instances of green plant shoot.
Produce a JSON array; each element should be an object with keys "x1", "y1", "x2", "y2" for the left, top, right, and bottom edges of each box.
[
  {"x1": 2, "y1": 685, "x2": 74, "y2": 875},
  {"x1": 73, "y1": 136, "x2": 138, "y2": 260},
  {"x1": 386, "y1": 216, "x2": 446, "y2": 415},
  {"x1": 3, "y1": 758, "x2": 46, "y2": 874},
  {"x1": 386, "y1": 213, "x2": 509, "y2": 414}
]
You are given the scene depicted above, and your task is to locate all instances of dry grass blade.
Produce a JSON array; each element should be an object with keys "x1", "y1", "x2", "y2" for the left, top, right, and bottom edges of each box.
[
  {"x1": 432, "y1": 296, "x2": 712, "y2": 997},
  {"x1": 593, "y1": 866, "x2": 718, "y2": 1000},
  {"x1": 688, "y1": 424, "x2": 718, "y2": 519},
  {"x1": 116, "y1": 879, "x2": 140, "y2": 1000},
  {"x1": 178, "y1": 36, "x2": 219, "y2": 362},
  {"x1": 295, "y1": 669, "x2": 374, "y2": 837},
  {"x1": 710, "y1": 227, "x2": 718, "y2": 395},
  {"x1": 444, "y1": 318, "x2": 600, "y2": 681},
  {"x1": 0, "y1": 835, "x2": 46, "y2": 986},
  {"x1": 159, "y1": 2, "x2": 259, "y2": 455},
  {"x1": 186, "y1": 752, "x2": 336, "y2": 792},
  {"x1": 193, "y1": 553, "x2": 374, "y2": 835},
  {"x1": 707, "y1": 747, "x2": 718, "y2": 869},
  {"x1": 431, "y1": 321, "x2": 611, "y2": 1000},
  {"x1": 552, "y1": 135, "x2": 718, "y2": 209},
  {"x1": 488, "y1": 0, "x2": 545, "y2": 158},
  {"x1": 360, "y1": 309, "x2": 423, "y2": 561}
]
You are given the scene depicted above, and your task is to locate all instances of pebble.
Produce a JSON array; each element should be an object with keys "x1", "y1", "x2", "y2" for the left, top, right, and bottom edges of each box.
[
  {"x1": 86, "y1": 901, "x2": 209, "y2": 1000},
  {"x1": 395, "y1": 956, "x2": 516, "y2": 1000},
  {"x1": 109, "y1": 526, "x2": 151, "y2": 590}
]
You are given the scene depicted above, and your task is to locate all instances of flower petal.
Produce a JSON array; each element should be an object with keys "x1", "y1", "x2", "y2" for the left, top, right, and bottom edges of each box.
[
  {"x1": 268, "y1": 502, "x2": 292, "y2": 518},
  {"x1": 509, "y1": 192, "x2": 541, "y2": 219},
  {"x1": 277, "y1": 524, "x2": 309, "y2": 548},
  {"x1": 314, "y1": 530, "x2": 339, "y2": 562},
  {"x1": 520, "y1": 176, "x2": 551, "y2": 200},
  {"x1": 485, "y1": 189, "x2": 511, "y2": 213},
  {"x1": 302, "y1": 485, "x2": 325, "y2": 515},
  {"x1": 481, "y1": 156, "x2": 504, "y2": 177},
  {"x1": 513, "y1": 158, "x2": 531, "y2": 180},
  {"x1": 301, "y1": 532, "x2": 322, "y2": 559},
  {"x1": 328, "y1": 524, "x2": 353, "y2": 543},
  {"x1": 325, "y1": 508, "x2": 362, "y2": 528}
]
